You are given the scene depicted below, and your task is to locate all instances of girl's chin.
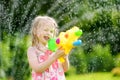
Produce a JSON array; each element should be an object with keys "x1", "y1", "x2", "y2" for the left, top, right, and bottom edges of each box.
[
  {"x1": 43, "y1": 39, "x2": 48, "y2": 43},
  {"x1": 42, "y1": 41, "x2": 47, "y2": 46},
  {"x1": 43, "y1": 38, "x2": 48, "y2": 42}
]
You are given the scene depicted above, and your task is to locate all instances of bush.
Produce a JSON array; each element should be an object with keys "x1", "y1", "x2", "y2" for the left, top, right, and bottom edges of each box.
[
  {"x1": 111, "y1": 67, "x2": 120, "y2": 76},
  {"x1": 70, "y1": 44, "x2": 115, "y2": 74},
  {"x1": 87, "y1": 44, "x2": 114, "y2": 72},
  {"x1": 70, "y1": 47, "x2": 88, "y2": 74},
  {"x1": 0, "y1": 33, "x2": 31, "y2": 80},
  {"x1": 114, "y1": 54, "x2": 120, "y2": 67}
]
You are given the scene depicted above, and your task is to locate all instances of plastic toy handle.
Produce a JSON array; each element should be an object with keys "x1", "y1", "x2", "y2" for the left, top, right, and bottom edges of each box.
[{"x1": 58, "y1": 57, "x2": 65, "y2": 63}]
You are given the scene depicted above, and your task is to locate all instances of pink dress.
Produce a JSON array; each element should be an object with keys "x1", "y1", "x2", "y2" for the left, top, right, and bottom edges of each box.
[{"x1": 28, "y1": 47, "x2": 66, "y2": 80}]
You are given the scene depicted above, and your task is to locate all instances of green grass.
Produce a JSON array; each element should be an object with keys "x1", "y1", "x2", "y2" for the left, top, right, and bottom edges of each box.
[
  {"x1": 65, "y1": 66, "x2": 120, "y2": 80},
  {"x1": 66, "y1": 72, "x2": 120, "y2": 80}
]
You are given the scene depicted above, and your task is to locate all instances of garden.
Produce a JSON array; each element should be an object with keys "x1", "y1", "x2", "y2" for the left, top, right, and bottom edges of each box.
[{"x1": 0, "y1": 0, "x2": 120, "y2": 80}]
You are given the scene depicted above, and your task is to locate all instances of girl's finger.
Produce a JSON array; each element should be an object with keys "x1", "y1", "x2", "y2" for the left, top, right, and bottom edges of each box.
[{"x1": 57, "y1": 46, "x2": 63, "y2": 50}]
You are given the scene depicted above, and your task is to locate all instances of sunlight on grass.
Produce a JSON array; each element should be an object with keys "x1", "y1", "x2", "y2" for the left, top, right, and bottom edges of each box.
[{"x1": 66, "y1": 72, "x2": 120, "y2": 80}]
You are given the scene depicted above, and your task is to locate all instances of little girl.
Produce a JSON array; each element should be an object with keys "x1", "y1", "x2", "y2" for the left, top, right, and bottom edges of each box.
[{"x1": 27, "y1": 16, "x2": 69, "y2": 80}]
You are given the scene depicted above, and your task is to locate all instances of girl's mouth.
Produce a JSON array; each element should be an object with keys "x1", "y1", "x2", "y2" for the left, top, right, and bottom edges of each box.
[{"x1": 44, "y1": 36, "x2": 50, "y2": 41}]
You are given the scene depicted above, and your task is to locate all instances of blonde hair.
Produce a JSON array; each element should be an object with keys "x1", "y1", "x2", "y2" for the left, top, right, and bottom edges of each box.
[{"x1": 30, "y1": 16, "x2": 58, "y2": 46}]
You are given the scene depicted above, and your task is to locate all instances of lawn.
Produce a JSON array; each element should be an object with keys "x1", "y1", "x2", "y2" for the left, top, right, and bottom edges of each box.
[
  {"x1": 66, "y1": 72, "x2": 120, "y2": 80},
  {"x1": 65, "y1": 66, "x2": 120, "y2": 80}
]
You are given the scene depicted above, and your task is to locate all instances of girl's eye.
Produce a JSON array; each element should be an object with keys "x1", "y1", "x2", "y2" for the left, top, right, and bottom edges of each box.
[{"x1": 44, "y1": 28, "x2": 54, "y2": 33}]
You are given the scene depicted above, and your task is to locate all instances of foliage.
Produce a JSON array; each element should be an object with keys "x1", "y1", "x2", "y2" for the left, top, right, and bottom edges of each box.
[
  {"x1": 70, "y1": 44, "x2": 115, "y2": 73},
  {"x1": 0, "y1": 36, "x2": 12, "y2": 78},
  {"x1": 0, "y1": 0, "x2": 120, "y2": 79},
  {"x1": 1, "y1": 0, "x2": 120, "y2": 53},
  {"x1": 114, "y1": 54, "x2": 120, "y2": 67},
  {"x1": 0, "y1": 0, "x2": 55, "y2": 36},
  {"x1": 70, "y1": 48, "x2": 87, "y2": 74},
  {"x1": 0, "y1": 34, "x2": 31, "y2": 80},
  {"x1": 81, "y1": 10, "x2": 120, "y2": 55},
  {"x1": 111, "y1": 67, "x2": 120, "y2": 76},
  {"x1": 87, "y1": 44, "x2": 114, "y2": 72}
]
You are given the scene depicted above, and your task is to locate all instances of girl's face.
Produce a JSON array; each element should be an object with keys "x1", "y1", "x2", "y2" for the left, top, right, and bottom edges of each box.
[{"x1": 37, "y1": 25, "x2": 55, "y2": 45}]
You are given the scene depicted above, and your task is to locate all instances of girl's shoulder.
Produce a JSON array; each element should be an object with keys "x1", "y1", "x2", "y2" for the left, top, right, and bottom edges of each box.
[
  {"x1": 27, "y1": 46, "x2": 35, "y2": 52},
  {"x1": 27, "y1": 46, "x2": 37, "y2": 54},
  {"x1": 27, "y1": 46, "x2": 43, "y2": 55}
]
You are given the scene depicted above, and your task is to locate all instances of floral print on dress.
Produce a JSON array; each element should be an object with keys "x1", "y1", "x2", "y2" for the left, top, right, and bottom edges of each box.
[{"x1": 31, "y1": 49, "x2": 66, "y2": 80}]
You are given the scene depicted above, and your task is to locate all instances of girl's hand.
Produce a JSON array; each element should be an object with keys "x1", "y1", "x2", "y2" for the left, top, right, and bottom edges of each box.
[{"x1": 55, "y1": 47, "x2": 65, "y2": 59}]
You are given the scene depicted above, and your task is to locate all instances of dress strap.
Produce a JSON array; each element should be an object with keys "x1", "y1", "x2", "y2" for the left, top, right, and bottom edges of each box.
[{"x1": 45, "y1": 50, "x2": 53, "y2": 55}]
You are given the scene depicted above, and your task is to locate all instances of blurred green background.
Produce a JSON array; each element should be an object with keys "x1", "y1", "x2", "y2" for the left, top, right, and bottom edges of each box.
[{"x1": 0, "y1": 0, "x2": 120, "y2": 80}]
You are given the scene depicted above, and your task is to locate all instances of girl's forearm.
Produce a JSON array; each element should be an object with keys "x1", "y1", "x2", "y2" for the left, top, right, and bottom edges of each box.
[
  {"x1": 32, "y1": 49, "x2": 66, "y2": 73},
  {"x1": 35, "y1": 53, "x2": 58, "y2": 73},
  {"x1": 62, "y1": 56, "x2": 69, "y2": 72}
]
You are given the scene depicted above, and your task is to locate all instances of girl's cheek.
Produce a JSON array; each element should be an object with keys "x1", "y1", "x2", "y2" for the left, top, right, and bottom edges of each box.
[{"x1": 37, "y1": 34, "x2": 42, "y2": 38}]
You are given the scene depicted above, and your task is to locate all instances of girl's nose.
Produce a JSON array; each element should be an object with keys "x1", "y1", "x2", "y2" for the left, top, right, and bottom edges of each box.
[
  {"x1": 47, "y1": 31, "x2": 52, "y2": 37},
  {"x1": 48, "y1": 31, "x2": 51, "y2": 35}
]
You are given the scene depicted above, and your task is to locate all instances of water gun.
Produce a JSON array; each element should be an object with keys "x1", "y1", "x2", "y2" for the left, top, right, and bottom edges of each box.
[{"x1": 48, "y1": 26, "x2": 83, "y2": 62}]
